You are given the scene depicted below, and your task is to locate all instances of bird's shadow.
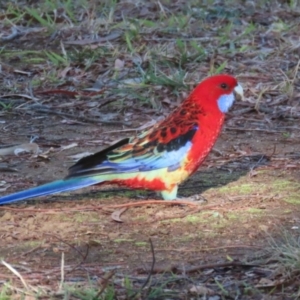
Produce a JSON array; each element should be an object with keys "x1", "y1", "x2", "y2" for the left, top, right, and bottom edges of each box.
[{"x1": 180, "y1": 153, "x2": 270, "y2": 198}]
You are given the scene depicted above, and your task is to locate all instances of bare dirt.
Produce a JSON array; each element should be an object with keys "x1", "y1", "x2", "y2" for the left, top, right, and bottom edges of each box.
[
  {"x1": 1, "y1": 0, "x2": 300, "y2": 298},
  {"x1": 0, "y1": 110, "x2": 300, "y2": 298}
]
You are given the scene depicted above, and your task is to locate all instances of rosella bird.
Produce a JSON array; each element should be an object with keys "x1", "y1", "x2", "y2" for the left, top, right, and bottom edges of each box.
[{"x1": 0, "y1": 74, "x2": 243, "y2": 205}]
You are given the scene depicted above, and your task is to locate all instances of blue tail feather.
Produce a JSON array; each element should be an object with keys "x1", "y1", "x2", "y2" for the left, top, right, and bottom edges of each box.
[{"x1": 0, "y1": 177, "x2": 103, "y2": 205}]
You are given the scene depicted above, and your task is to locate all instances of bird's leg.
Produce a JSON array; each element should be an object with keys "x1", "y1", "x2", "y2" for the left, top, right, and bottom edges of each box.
[
  {"x1": 161, "y1": 185, "x2": 178, "y2": 200},
  {"x1": 161, "y1": 185, "x2": 207, "y2": 203}
]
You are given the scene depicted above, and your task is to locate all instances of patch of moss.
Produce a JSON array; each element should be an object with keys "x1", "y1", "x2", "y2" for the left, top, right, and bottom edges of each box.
[{"x1": 135, "y1": 242, "x2": 148, "y2": 247}]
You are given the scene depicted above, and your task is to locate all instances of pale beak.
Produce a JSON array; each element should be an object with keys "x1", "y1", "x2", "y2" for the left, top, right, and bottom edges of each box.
[{"x1": 233, "y1": 83, "x2": 244, "y2": 101}]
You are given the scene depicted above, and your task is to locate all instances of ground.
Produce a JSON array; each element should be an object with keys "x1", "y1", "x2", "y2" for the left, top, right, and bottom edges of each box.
[{"x1": 0, "y1": 1, "x2": 300, "y2": 299}]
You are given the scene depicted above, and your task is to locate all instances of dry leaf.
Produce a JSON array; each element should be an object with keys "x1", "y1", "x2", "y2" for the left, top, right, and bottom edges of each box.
[
  {"x1": 13, "y1": 69, "x2": 31, "y2": 76},
  {"x1": 38, "y1": 147, "x2": 55, "y2": 158},
  {"x1": 61, "y1": 119, "x2": 86, "y2": 125},
  {"x1": 119, "y1": 77, "x2": 143, "y2": 86},
  {"x1": 115, "y1": 58, "x2": 124, "y2": 70},
  {"x1": 0, "y1": 143, "x2": 40, "y2": 156},
  {"x1": 59, "y1": 66, "x2": 72, "y2": 78},
  {"x1": 189, "y1": 284, "x2": 215, "y2": 295},
  {"x1": 255, "y1": 277, "x2": 275, "y2": 287},
  {"x1": 0, "y1": 185, "x2": 11, "y2": 192},
  {"x1": 111, "y1": 207, "x2": 128, "y2": 223}
]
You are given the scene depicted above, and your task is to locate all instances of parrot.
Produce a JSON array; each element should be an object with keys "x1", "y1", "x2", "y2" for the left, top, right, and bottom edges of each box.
[{"x1": 0, "y1": 74, "x2": 243, "y2": 205}]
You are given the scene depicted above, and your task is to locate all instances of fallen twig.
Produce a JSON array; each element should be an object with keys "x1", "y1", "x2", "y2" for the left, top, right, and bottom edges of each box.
[
  {"x1": 141, "y1": 239, "x2": 155, "y2": 290},
  {"x1": 129, "y1": 239, "x2": 156, "y2": 299}
]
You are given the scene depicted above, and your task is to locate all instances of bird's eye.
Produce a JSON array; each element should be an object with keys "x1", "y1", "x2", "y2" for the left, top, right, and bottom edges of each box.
[{"x1": 220, "y1": 83, "x2": 228, "y2": 89}]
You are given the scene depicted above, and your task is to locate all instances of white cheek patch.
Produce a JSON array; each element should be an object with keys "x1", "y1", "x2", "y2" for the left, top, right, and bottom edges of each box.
[{"x1": 217, "y1": 93, "x2": 234, "y2": 113}]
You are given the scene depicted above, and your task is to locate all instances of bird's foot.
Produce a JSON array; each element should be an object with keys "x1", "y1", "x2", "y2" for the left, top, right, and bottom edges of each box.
[{"x1": 175, "y1": 194, "x2": 208, "y2": 204}]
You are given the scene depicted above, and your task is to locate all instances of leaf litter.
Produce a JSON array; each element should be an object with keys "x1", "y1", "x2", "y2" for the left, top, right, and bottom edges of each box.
[{"x1": 0, "y1": 0, "x2": 300, "y2": 298}]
